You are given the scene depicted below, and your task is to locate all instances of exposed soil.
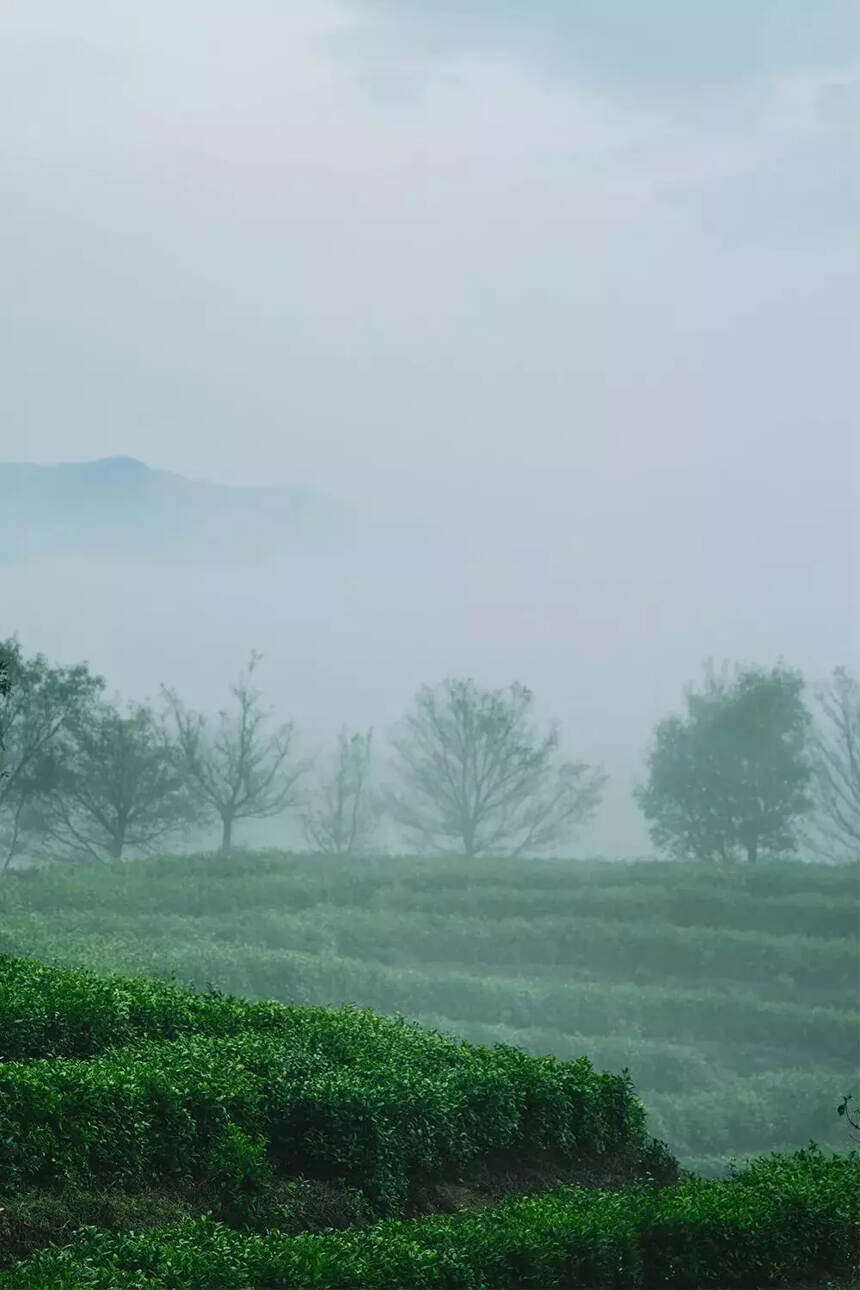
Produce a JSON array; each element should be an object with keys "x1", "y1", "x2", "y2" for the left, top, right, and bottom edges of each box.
[{"x1": 406, "y1": 1148, "x2": 675, "y2": 1218}]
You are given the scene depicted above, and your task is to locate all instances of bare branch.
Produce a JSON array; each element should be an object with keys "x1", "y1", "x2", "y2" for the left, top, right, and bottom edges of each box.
[
  {"x1": 303, "y1": 727, "x2": 379, "y2": 854},
  {"x1": 387, "y1": 677, "x2": 604, "y2": 857},
  {"x1": 806, "y1": 667, "x2": 860, "y2": 860},
  {"x1": 162, "y1": 654, "x2": 310, "y2": 852}
]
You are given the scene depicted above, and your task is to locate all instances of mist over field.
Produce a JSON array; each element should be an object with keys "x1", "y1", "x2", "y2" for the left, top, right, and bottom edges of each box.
[{"x1": 2, "y1": 1, "x2": 857, "y2": 855}]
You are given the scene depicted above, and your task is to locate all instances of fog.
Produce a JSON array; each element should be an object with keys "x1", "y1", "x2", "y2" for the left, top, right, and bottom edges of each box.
[
  {"x1": 2, "y1": 0, "x2": 858, "y2": 854},
  {"x1": 0, "y1": 11, "x2": 858, "y2": 1263}
]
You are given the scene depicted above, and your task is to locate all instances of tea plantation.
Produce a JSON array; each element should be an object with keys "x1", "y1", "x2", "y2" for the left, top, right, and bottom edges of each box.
[{"x1": 0, "y1": 851, "x2": 857, "y2": 1286}]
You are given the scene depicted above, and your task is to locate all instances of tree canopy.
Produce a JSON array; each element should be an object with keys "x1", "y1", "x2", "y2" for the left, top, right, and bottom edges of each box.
[
  {"x1": 635, "y1": 662, "x2": 813, "y2": 863},
  {"x1": 33, "y1": 699, "x2": 197, "y2": 862}
]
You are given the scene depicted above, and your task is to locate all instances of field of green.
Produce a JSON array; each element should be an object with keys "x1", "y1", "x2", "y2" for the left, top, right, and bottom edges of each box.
[
  {"x1": 0, "y1": 941, "x2": 856, "y2": 1286},
  {"x1": 1, "y1": 851, "x2": 855, "y2": 1179}
]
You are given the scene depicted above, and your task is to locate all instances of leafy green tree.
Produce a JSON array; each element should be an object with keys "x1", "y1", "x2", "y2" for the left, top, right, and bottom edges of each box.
[
  {"x1": 302, "y1": 727, "x2": 379, "y2": 854},
  {"x1": 0, "y1": 637, "x2": 104, "y2": 870},
  {"x1": 33, "y1": 698, "x2": 198, "y2": 862},
  {"x1": 635, "y1": 662, "x2": 813, "y2": 863},
  {"x1": 162, "y1": 652, "x2": 310, "y2": 853},
  {"x1": 388, "y1": 677, "x2": 605, "y2": 857}
]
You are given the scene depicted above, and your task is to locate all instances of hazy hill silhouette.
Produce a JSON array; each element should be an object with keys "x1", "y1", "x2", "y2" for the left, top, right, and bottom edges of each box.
[{"x1": 0, "y1": 457, "x2": 354, "y2": 564}]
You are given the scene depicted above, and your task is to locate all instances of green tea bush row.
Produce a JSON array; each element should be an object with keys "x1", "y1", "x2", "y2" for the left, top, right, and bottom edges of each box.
[
  {"x1": 173, "y1": 905, "x2": 853, "y2": 996},
  {"x1": 376, "y1": 882, "x2": 856, "y2": 941},
  {"x1": 8, "y1": 898, "x2": 851, "y2": 998},
  {"x1": 408, "y1": 1012, "x2": 830, "y2": 1094},
  {"x1": 5, "y1": 852, "x2": 854, "y2": 921},
  {"x1": 1, "y1": 1147, "x2": 855, "y2": 1290},
  {"x1": 10, "y1": 897, "x2": 852, "y2": 1000},
  {"x1": 5, "y1": 951, "x2": 849, "y2": 1106},
  {"x1": 678, "y1": 1144, "x2": 842, "y2": 1180},
  {"x1": 386, "y1": 854, "x2": 856, "y2": 899},
  {"x1": 645, "y1": 1070, "x2": 854, "y2": 1156},
  {"x1": 0, "y1": 1177, "x2": 372, "y2": 1269},
  {"x1": 414, "y1": 1018, "x2": 854, "y2": 1163},
  {"x1": 3, "y1": 930, "x2": 854, "y2": 1068},
  {"x1": 0, "y1": 952, "x2": 487, "y2": 1066},
  {"x1": 0, "y1": 1028, "x2": 657, "y2": 1212}
]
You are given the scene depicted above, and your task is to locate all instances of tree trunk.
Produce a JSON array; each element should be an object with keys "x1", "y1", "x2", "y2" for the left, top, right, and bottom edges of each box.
[
  {"x1": 2, "y1": 794, "x2": 27, "y2": 874},
  {"x1": 220, "y1": 815, "x2": 233, "y2": 853}
]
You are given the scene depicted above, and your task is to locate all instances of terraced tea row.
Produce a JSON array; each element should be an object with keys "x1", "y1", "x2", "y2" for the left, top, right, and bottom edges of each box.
[
  {"x1": 0, "y1": 959, "x2": 665, "y2": 1216},
  {"x1": 6, "y1": 853, "x2": 855, "y2": 938},
  {"x1": 2, "y1": 852, "x2": 855, "y2": 1176},
  {"x1": 3, "y1": 925, "x2": 851, "y2": 1067},
  {"x1": 2, "y1": 1147, "x2": 855, "y2": 1290}
]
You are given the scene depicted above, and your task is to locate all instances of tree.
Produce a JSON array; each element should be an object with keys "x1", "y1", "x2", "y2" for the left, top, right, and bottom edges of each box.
[
  {"x1": 162, "y1": 653, "x2": 309, "y2": 853},
  {"x1": 635, "y1": 662, "x2": 813, "y2": 863},
  {"x1": 32, "y1": 698, "x2": 197, "y2": 862},
  {"x1": 837, "y1": 1094, "x2": 860, "y2": 1143},
  {"x1": 807, "y1": 667, "x2": 860, "y2": 860},
  {"x1": 0, "y1": 641, "x2": 12, "y2": 776},
  {"x1": 303, "y1": 727, "x2": 379, "y2": 854},
  {"x1": 0, "y1": 638, "x2": 104, "y2": 870},
  {"x1": 387, "y1": 677, "x2": 605, "y2": 857}
]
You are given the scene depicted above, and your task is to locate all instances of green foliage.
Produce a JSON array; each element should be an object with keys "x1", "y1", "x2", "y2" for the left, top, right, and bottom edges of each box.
[
  {"x1": 1, "y1": 1148, "x2": 855, "y2": 1289},
  {"x1": 0, "y1": 957, "x2": 660, "y2": 1215},
  {"x1": 0, "y1": 848, "x2": 856, "y2": 1178},
  {"x1": 0, "y1": 1177, "x2": 372, "y2": 1267},
  {"x1": 0, "y1": 637, "x2": 104, "y2": 867},
  {"x1": 132, "y1": 904, "x2": 852, "y2": 995},
  {"x1": 3, "y1": 922, "x2": 852, "y2": 1064},
  {"x1": 645, "y1": 1072, "x2": 852, "y2": 1156},
  {"x1": 636, "y1": 662, "x2": 813, "y2": 863},
  {"x1": 31, "y1": 699, "x2": 197, "y2": 862}
]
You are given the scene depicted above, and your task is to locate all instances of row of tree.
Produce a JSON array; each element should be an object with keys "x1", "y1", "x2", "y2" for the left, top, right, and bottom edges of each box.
[{"x1": 0, "y1": 636, "x2": 857, "y2": 865}]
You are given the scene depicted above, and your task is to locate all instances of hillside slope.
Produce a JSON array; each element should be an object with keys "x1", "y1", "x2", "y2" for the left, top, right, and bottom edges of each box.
[
  {"x1": 0, "y1": 457, "x2": 354, "y2": 564},
  {"x1": 1, "y1": 851, "x2": 854, "y2": 1178},
  {"x1": 0, "y1": 953, "x2": 675, "y2": 1266},
  {"x1": 0, "y1": 955, "x2": 856, "y2": 1288}
]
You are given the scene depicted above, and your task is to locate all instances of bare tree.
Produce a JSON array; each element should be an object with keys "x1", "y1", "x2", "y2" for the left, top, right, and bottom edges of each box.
[
  {"x1": 303, "y1": 727, "x2": 378, "y2": 854},
  {"x1": 33, "y1": 698, "x2": 197, "y2": 862},
  {"x1": 0, "y1": 641, "x2": 12, "y2": 785},
  {"x1": 162, "y1": 653, "x2": 309, "y2": 853},
  {"x1": 808, "y1": 666, "x2": 860, "y2": 860},
  {"x1": 388, "y1": 677, "x2": 605, "y2": 857},
  {"x1": 0, "y1": 644, "x2": 10, "y2": 703}
]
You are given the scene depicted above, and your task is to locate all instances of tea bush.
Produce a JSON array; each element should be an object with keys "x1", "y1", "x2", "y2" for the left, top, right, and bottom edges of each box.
[
  {"x1": 1, "y1": 1147, "x2": 854, "y2": 1289},
  {"x1": 1, "y1": 850, "x2": 856, "y2": 1177},
  {"x1": 0, "y1": 1018, "x2": 659, "y2": 1213},
  {"x1": 3, "y1": 933, "x2": 853, "y2": 1066}
]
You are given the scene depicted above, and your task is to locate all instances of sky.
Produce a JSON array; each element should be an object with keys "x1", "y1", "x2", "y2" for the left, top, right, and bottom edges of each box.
[{"x1": 1, "y1": 1, "x2": 858, "y2": 853}]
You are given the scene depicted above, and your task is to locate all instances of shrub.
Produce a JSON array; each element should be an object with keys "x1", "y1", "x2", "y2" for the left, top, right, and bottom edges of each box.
[{"x1": 0, "y1": 1148, "x2": 854, "y2": 1290}]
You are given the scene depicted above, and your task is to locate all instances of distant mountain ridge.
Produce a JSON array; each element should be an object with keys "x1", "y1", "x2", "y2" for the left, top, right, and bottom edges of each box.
[{"x1": 0, "y1": 457, "x2": 355, "y2": 563}]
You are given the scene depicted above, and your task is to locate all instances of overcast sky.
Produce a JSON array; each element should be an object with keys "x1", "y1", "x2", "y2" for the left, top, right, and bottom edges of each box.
[{"x1": 2, "y1": 1, "x2": 858, "y2": 852}]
